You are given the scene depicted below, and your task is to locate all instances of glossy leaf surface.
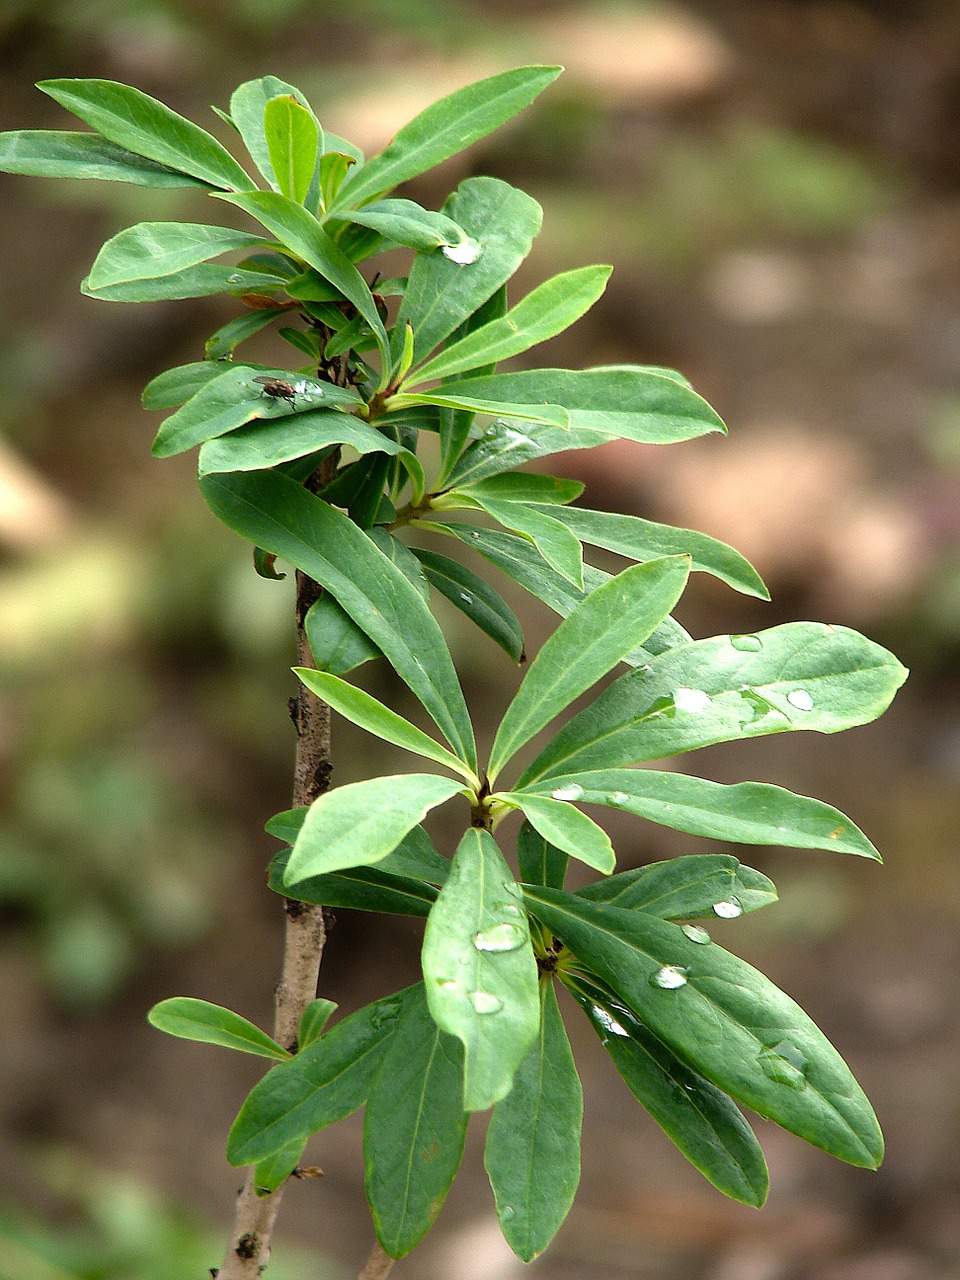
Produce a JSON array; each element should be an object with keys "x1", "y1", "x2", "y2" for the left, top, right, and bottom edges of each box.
[
  {"x1": 0, "y1": 129, "x2": 210, "y2": 185},
  {"x1": 197, "y1": 409, "x2": 406, "y2": 476},
  {"x1": 327, "y1": 197, "x2": 466, "y2": 250},
  {"x1": 252, "y1": 1139, "x2": 306, "y2": 1196},
  {"x1": 147, "y1": 997, "x2": 289, "y2": 1060},
  {"x1": 264, "y1": 94, "x2": 320, "y2": 205},
  {"x1": 86, "y1": 222, "x2": 266, "y2": 290},
  {"x1": 497, "y1": 792, "x2": 615, "y2": 875},
  {"x1": 516, "y1": 820, "x2": 568, "y2": 890},
  {"x1": 83, "y1": 262, "x2": 288, "y2": 303},
  {"x1": 269, "y1": 849, "x2": 439, "y2": 918},
  {"x1": 422, "y1": 830, "x2": 540, "y2": 1111},
  {"x1": 576, "y1": 853, "x2": 777, "y2": 919},
  {"x1": 305, "y1": 592, "x2": 382, "y2": 675},
  {"x1": 412, "y1": 547, "x2": 524, "y2": 663}
]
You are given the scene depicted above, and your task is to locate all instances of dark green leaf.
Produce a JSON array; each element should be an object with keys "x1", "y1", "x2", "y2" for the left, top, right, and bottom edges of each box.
[
  {"x1": 269, "y1": 848, "x2": 439, "y2": 918},
  {"x1": 205, "y1": 310, "x2": 281, "y2": 360},
  {"x1": 197, "y1": 409, "x2": 406, "y2": 476},
  {"x1": 519, "y1": 623, "x2": 909, "y2": 785},
  {"x1": 566, "y1": 974, "x2": 767, "y2": 1207},
  {"x1": 443, "y1": 420, "x2": 611, "y2": 490},
  {"x1": 334, "y1": 66, "x2": 562, "y2": 209},
  {"x1": 299, "y1": 999, "x2": 338, "y2": 1047},
  {"x1": 227, "y1": 988, "x2": 415, "y2": 1165},
  {"x1": 364, "y1": 984, "x2": 468, "y2": 1258},
  {"x1": 576, "y1": 854, "x2": 777, "y2": 920},
  {"x1": 524, "y1": 888, "x2": 884, "y2": 1168},
  {"x1": 516, "y1": 820, "x2": 567, "y2": 890},
  {"x1": 267, "y1": 816, "x2": 450, "y2": 883},
  {"x1": 147, "y1": 997, "x2": 289, "y2": 1060},
  {"x1": 38, "y1": 78, "x2": 256, "y2": 191},
  {"x1": 448, "y1": 472, "x2": 583, "y2": 506},
  {"x1": 253, "y1": 1140, "x2": 306, "y2": 1196},
  {"x1": 199, "y1": 471, "x2": 477, "y2": 768},
  {"x1": 412, "y1": 547, "x2": 524, "y2": 663},
  {"x1": 485, "y1": 982, "x2": 582, "y2": 1260},
  {"x1": 0, "y1": 129, "x2": 211, "y2": 186},
  {"x1": 305, "y1": 592, "x2": 382, "y2": 675},
  {"x1": 422, "y1": 829, "x2": 540, "y2": 1111}
]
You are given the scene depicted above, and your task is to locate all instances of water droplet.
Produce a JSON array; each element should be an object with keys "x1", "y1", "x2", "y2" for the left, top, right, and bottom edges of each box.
[
  {"x1": 650, "y1": 965, "x2": 689, "y2": 990},
  {"x1": 681, "y1": 924, "x2": 711, "y2": 944},
  {"x1": 227, "y1": 273, "x2": 243, "y2": 284},
  {"x1": 459, "y1": 591, "x2": 474, "y2": 604},
  {"x1": 442, "y1": 237, "x2": 482, "y2": 265},
  {"x1": 500, "y1": 1206, "x2": 515, "y2": 1222},
  {"x1": 592, "y1": 1006, "x2": 629, "y2": 1037},
  {"x1": 758, "y1": 1040, "x2": 808, "y2": 1089},
  {"x1": 470, "y1": 530, "x2": 481, "y2": 540},
  {"x1": 786, "y1": 689, "x2": 814, "y2": 711},
  {"x1": 502, "y1": 881, "x2": 523, "y2": 900},
  {"x1": 551, "y1": 783, "x2": 584, "y2": 801},
  {"x1": 474, "y1": 922, "x2": 525, "y2": 952},
  {"x1": 673, "y1": 687, "x2": 711, "y2": 713},
  {"x1": 712, "y1": 897, "x2": 743, "y2": 919},
  {"x1": 609, "y1": 791, "x2": 630, "y2": 807},
  {"x1": 437, "y1": 978, "x2": 459, "y2": 991},
  {"x1": 469, "y1": 990, "x2": 502, "y2": 1014},
  {"x1": 730, "y1": 633, "x2": 763, "y2": 652}
]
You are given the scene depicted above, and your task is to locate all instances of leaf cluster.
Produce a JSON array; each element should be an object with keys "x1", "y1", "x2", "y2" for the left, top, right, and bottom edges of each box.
[{"x1": 2, "y1": 68, "x2": 908, "y2": 1263}]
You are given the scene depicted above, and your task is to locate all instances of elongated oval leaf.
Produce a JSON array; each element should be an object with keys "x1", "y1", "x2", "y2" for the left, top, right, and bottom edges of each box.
[
  {"x1": 576, "y1": 853, "x2": 777, "y2": 919},
  {"x1": 422, "y1": 829, "x2": 540, "y2": 1111},
  {"x1": 485, "y1": 981, "x2": 582, "y2": 1260},
  {"x1": 264, "y1": 94, "x2": 320, "y2": 205},
  {"x1": 407, "y1": 265, "x2": 612, "y2": 386},
  {"x1": 230, "y1": 76, "x2": 317, "y2": 190},
  {"x1": 283, "y1": 774, "x2": 466, "y2": 883},
  {"x1": 227, "y1": 988, "x2": 415, "y2": 1165},
  {"x1": 294, "y1": 669, "x2": 478, "y2": 784},
  {"x1": 519, "y1": 623, "x2": 909, "y2": 785},
  {"x1": 523, "y1": 770, "x2": 880, "y2": 859},
  {"x1": 389, "y1": 389, "x2": 569, "y2": 430},
  {"x1": 397, "y1": 176, "x2": 543, "y2": 362},
  {"x1": 537, "y1": 504, "x2": 769, "y2": 601},
  {"x1": 450, "y1": 472, "x2": 583, "y2": 505},
  {"x1": 267, "y1": 816, "x2": 450, "y2": 883},
  {"x1": 83, "y1": 262, "x2": 288, "y2": 303},
  {"x1": 327, "y1": 198, "x2": 466, "y2": 251},
  {"x1": 334, "y1": 66, "x2": 562, "y2": 209},
  {"x1": 269, "y1": 848, "x2": 439, "y2": 918},
  {"x1": 0, "y1": 130, "x2": 211, "y2": 186},
  {"x1": 147, "y1": 997, "x2": 289, "y2": 1060},
  {"x1": 489, "y1": 557, "x2": 691, "y2": 781},
  {"x1": 459, "y1": 497, "x2": 583, "y2": 589},
  {"x1": 516, "y1": 819, "x2": 568, "y2": 891},
  {"x1": 86, "y1": 222, "x2": 267, "y2": 291},
  {"x1": 253, "y1": 1139, "x2": 306, "y2": 1196},
  {"x1": 38, "y1": 79, "x2": 256, "y2": 191},
  {"x1": 425, "y1": 367, "x2": 725, "y2": 443},
  {"x1": 524, "y1": 888, "x2": 884, "y2": 1169},
  {"x1": 412, "y1": 547, "x2": 524, "y2": 663},
  {"x1": 213, "y1": 190, "x2": 390, "y2": 370},
  {"x1": 197, "y1": 408, "x2": 404, "y2": 476},
  {"x1": 496, "y1": 792, "x2": 615, "y2": 875},
  {"x1": 142, "y1": 360, "x2": 235, "y2": 409},
  {"x1": 305, "y1": 592, "x2": 382, "y2": 675},
  {"x1": 364, "y1": 984, "x2": 468, "y2": 1258},
  {"x1": 200, "y1": 471, "x2": 477, "y2": 767},
  {"x1": 444, "y1": 420, "x2": 617, "y2": 490},
  {"x1": 205, "y1": 309, "x2": 284, "y2": 360},
  {"x1": 565, "y1": 974, "x2": 767, "y2": 1207},
  {"x1": 299, "y1": 999, "x2": 338, "y2": 1047}
]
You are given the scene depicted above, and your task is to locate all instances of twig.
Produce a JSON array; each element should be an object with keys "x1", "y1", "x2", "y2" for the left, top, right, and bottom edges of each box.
[{"x1": 359, "y1": 1241, "x2": 395, "y2": 1280}]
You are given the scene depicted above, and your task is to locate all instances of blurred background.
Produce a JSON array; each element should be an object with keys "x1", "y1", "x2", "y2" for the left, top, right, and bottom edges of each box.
[{"x1": 2, "y1": 1, "x2": 959, "y2": 1277}]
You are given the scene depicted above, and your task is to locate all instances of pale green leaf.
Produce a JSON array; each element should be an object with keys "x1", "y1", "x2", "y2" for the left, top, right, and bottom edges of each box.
[
  {"x1": 264, "y1": 94, "x2": 321, "y2": 205},
  {"x1": 496, "y1": 792, "x2": 615, "y2": 875},
  {"x1": 147, "y1": 997, "x2": 289, "y2": 1060},
  {"x1": 86, "y1": 222, "x2": 267, "y2": 290},
  {"x1": 0, "y1": 129, "x2": 211, "y2": 186}
]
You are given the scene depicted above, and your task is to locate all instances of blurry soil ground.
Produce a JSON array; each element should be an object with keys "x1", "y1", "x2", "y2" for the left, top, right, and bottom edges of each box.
[{"x1": 2, "y1": 2, "x2": 960, "y2": 1278}]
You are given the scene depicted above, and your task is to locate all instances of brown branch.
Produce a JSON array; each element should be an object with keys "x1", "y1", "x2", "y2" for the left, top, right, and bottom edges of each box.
[{"x1": 359, "y1": 1241, "x2": 395, "y2": 1280}]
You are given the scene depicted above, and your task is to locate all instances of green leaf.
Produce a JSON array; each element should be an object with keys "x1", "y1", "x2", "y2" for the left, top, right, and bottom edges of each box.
[
  {"x1": 299, "y1": 999, "x2": 338, "y2": 1048},
  {"x1": 565, "y1": 974, "x2": 767, "y2": 1208},
  {"x1": 449, "y1": 473, "x2": 583, "y2": 506},
  {"x1": 153, "y1": 365, "x2": 360, "y2": 457},
  {"x1": 305, "y1": 592, "x2": 382, "y2": 675},
  {"x1": 199, "y1": 471, "x2": 477, "y2": 769},
  {"x1": 197, "y1": 409, "x2": 406, "y2": 476},
  {"x1": 519, "y1": 623, "x2": 909, "y2": 785},
  {"x1": 457, "y1": 498, "x2": 583, "y2": 588},
  {"x1": 86, "y1": 222, "x2": 267, "y2": 292},
  {"x1": 227, "y1": 988, "x2": 414, "y2": 1166},
  {"x1": 230, "y1": 77, "x2": 317, "y2": 191},
  {"x1": 408, "y1": 266, "x2": 611, "y2": 387},
  {"x1": 523, "y1": 888, "x2": 884, "y2": 1168},
  {"x1": 283, "y1": 774, "x2": 466, "y2": 883},
  {"x1": 364, "y1": 984, "x2": 468, "y2": 1258},
  {"x1": 147, "y1": 997, "x2": 289, "y2": 1060},
  {"x1": 537, "y1": 505, "x2": 770, "y2": 601},
  {"x1": 205, "y1": 310, "x2": 282, "y2": 360},
  {"x1": 489, "y1": 558, "x2": 691, "y2": 781},
  {"x1": 523, "y1": 770, "x2": 881, "y2": 860},
  {"x1": 334, "y1": 66, "x2": 562, "y2": 209},
  {"x1": 0, "y1": 129, "x2": 212, "y2": 186},
  {"x1": 142, "y1": 361, "x2": 234, "y2": 409},
  {"x1": 253, "y1": 1140, "x2": 306, "y2": 1196},
  {"x1": 269, "y1": 848, "x2": 439, "y2": 918},
  {"x1": 443, "y1": 420, "x2": 615, "y2": 490},
  {"x1": 484, "y1": 981, "x2": 582, "y2": 1260},
  {"x1": 327, "y1": 198, "x2": 467, "y2": 251},
  {"x1": 496, "y1": 793, "x2": 615, "y2": 875},
  {"x1": 266, "y1": 813, "x2": 451, "y2": 884},
  {"x1": 390, "y1": 388, "x2": 568, "y2": 430},
  {"x1": 420, "y1": 367, "x2": 726, "y2": 443},
  {"x1": 516, "y1": 820, "x2": 567, "y2": 891},
  {"x1": 264, "y1": 94, "x2": 321, "y2": 205},
  {"x1": 576, "y1": 854, "x2": 777, "y2": 920},
  {"x1": 397, "y1": 177, "x2": 543, "y2": 363},
  {"x1": 38, "y1": 78, "x2": 256, "y2": 192},
  {"x1": 83, "y1": 262, "x2": 288, "y2": 303},
  {"x1": 422, "y1": 829, "x2": 540, "y2": 1111},
  {"x1": 412, "y1": 547, "x2": 524, "y2": 663},
  {"x1": 293, "y1": 669, "x2": 478, "y2": 785}
]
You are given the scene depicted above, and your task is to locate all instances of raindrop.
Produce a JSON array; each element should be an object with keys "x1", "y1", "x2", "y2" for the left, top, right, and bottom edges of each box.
[
  {"x1": 502, "y1": 881, "x2": 523, "y2": 900},
  {"x1": 460, "y1": 591, "x2": 474, "y2": 604},
  {"x1": 469, "y1": 991, "x2": 502, "y2": 1014},
  {"x1": 470, "y1": 531, "x2": 481, "y2": 540},
  {"x1": 758, "y1": 1040, "x2": 808, "y2": 1089},
  {"x1": 786, "y1": 689, "x2": 814, "y2": 711},
  {"x1": 730, "y1": 633, "x2": 763, "y2": 652},
  {"x1": 551, "y1": 783, "x2": 584, "y2": 802},
  {"x1": 592, "y1": 1006, "x2": 629, "y2": 1037},
  {"x1": 437, "y1": 978, "x2": 459, "y2": 991},
  {"x1": 673, "y1": 687, "x2": 711, "y2": 713},
  {"x1": 500, "y1": 1206, "x2": 516, "y2": 1223},
  {"x1": 681, "y1": 924, "x2": 711, "y2": 944},
  {"x1": 474, "y1": 922, "x2": 525, "y2": 952},
  {"x1": 609, "y1": 791, "x2": 630, "y2": 807},
  {"x1": 650, "y1": 965, "x2": 688, "y2": 990},
  {"x1": 712, "y1": 897, "x2": 743, "y2": 919},
  {"x1": 442, "y1": 237, "x2": 482, "y2": 265},
  {"x1": 227, "y1": 273, "x2": 243, "y2": 284}
]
